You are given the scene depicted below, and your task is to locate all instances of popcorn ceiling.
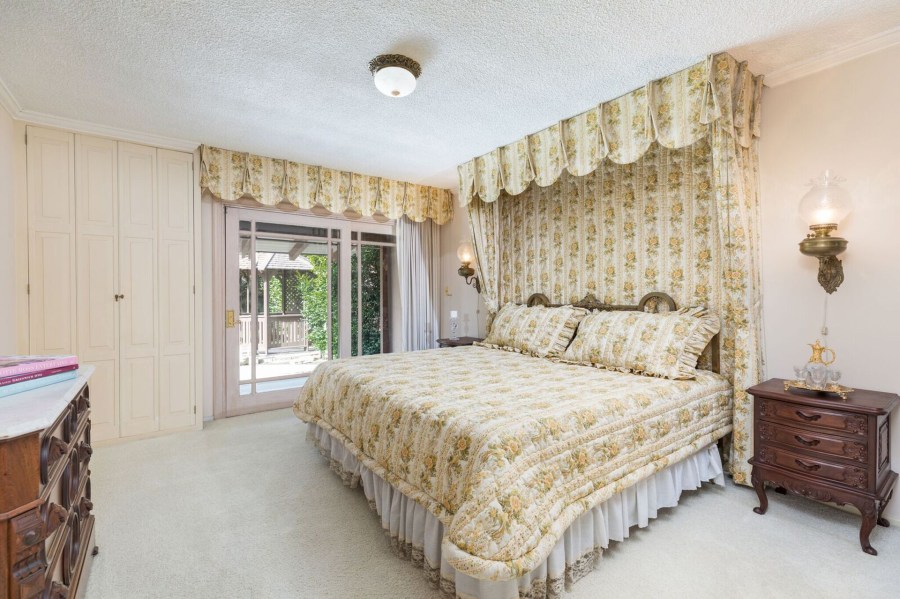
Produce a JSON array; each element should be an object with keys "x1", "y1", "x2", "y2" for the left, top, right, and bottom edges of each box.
[{"x1": 0, "y1": 1, "x2": 896, "y2": 189}]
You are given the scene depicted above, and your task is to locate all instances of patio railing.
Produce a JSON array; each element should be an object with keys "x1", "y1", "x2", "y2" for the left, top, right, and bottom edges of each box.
[{"x1": 239, "y1": 314, "x2": 309, "y2": 354}]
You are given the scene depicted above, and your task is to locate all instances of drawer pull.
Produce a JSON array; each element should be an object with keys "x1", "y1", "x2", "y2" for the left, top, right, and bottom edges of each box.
[
  {"x1": 794, "y1": 434, "x2": 820, "y2": 447},
  {"x1": 78, "y1": 441, "x2": 93, "y2": 462},
  {"x1": 22, "y1": 529, "x2": 42, "y2": 547},
  {"x1": 48, "y1": 581, "x2": 70, "y2": 599},
  {"x1": 45, "y1": 503, "x2": 68, "y2": 536},
  {"x1": 795, "y1": 410, "x2": 821, "y2": 422},
  {"x1": 794, "y1": 458, "x2": 821, "y2": 472}
]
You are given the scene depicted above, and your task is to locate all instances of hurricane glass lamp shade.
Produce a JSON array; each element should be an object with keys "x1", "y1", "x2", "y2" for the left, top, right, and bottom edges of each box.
[
  {"x1": 798, "y1": 170, "x2": 852, "y2": 295},
  {"x1": 799, "y1": 170, "x2": 853, "y2": 228},
  {"x1": 373, "y1": 66, "x2": 417, "y2": 97},
  {"x1": 457, "y1": 241, "x2": 474, "y2": 265}
]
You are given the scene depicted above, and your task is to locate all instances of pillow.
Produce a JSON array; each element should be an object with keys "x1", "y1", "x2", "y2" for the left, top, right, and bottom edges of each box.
[
  {"x1": 476, "y1": 303, "x2": 587, "y2": 359},
  {"x1": 562, "y1": 307, "x2": 719, "y2": 379}
]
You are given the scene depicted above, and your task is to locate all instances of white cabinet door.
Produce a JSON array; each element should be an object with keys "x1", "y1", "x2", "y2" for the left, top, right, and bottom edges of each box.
[
  {"x1": 75, "y1": 135, "x2": 119, "y2": 441},
  {"x1": 118, "y1": 142, "x2": 158, "y2": 437},
  {"x1": 26, "y1": 127, "x2": 76, "y2": 355},
  {"x1": 157, "y1": 149, "x2": 195, "y2": 430}
]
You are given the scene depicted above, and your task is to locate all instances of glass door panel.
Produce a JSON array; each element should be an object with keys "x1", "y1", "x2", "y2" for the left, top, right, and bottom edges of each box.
[
  {"x1": 225, "y1": 208, "x2": 395, "y2": 417},
  {"x1": 226, "y1": 212, "x2": 341, "y2": 414},
  {"x1": 351, "y1": 235, "x2": 394, "y2": 356}
]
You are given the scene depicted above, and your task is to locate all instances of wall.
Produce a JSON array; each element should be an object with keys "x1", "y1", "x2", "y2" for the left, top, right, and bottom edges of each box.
[
  {"x1": 439, "y1": 202, "x2": 486, "y2": 338},
  {"x1": 0, "y1": 105, "x2": 15, "y2": 353},
  {"x1": 759, "y1": 43, "x2": 900, "y2": 519}
]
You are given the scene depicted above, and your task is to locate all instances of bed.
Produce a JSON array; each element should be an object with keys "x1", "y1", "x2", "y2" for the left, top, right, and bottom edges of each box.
[{"x1": 294, "y1": 293, "x2": 732, "y2": 598}]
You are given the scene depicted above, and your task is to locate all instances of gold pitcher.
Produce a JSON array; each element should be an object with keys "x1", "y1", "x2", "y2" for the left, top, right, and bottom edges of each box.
[{"x1": 807, "y1": 340, "x2": 836, "y2": 365}]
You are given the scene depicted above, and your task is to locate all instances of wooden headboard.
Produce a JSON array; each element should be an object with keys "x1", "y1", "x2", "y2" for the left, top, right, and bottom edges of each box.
[{"x1": 525, "y1": 291, "x2": 721, "y2": 374}]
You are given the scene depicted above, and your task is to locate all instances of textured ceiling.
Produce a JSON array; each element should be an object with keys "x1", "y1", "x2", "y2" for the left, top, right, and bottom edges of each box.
[{"x1": 1, "y1": 1, "x2": 898, "y2": 189}]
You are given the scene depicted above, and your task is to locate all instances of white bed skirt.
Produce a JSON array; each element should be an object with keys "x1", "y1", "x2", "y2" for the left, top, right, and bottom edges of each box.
[{"x1": 307, "y1": 423, "x2": 725, "y2": 599}]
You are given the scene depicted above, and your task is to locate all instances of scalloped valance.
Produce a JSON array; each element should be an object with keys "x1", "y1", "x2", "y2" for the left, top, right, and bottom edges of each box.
[
  {"x1": 200, "y1": 145, "x2": 454, "y2": 225},
  {"x1": 458, "y1": 53, "x2": 762, "y2": 205}
]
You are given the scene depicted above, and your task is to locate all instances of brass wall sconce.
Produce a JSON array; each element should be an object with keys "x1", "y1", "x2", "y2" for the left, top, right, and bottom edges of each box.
[
  {"x1": 798, "y1": 170, "x2": 852, "y2": 294},
  {"x1": 457, "y1": 241, "x2": 481, "y2": 293}
]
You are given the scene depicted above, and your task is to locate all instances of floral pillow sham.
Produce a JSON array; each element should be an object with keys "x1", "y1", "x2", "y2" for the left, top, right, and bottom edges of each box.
[
  {"x1": 476, "y1": 303, "x2": 587, "y2": 359},
  {"x1": 562, "y1": 307, "x2": 719, "y2": 379}
]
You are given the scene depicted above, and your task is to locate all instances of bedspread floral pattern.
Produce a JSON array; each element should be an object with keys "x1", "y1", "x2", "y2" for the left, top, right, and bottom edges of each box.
[
  {"x1": 463, "y1": 53, "x2": 763, "y2": 486},
  {"x1": 294, "y1": 346, "x2": 732, "y2": 580}
]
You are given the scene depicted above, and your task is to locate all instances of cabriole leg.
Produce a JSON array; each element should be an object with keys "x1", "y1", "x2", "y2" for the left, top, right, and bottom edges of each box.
[{"x1": 752, "y1": 471, "x2": 768, "y2": 515}]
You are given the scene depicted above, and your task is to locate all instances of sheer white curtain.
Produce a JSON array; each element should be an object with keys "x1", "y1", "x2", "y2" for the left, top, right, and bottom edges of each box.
[{"x1": 397, "y1": 217, "x2": 440, "y2": 351}]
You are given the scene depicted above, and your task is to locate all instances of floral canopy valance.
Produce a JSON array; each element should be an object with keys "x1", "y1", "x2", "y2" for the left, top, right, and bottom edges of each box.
[
  {"x1": 458, "y1": 53, "x2": 762, "y2": 205},
  {"x1": 200, "y1": 145, "x2": 454, "y2": 225}
]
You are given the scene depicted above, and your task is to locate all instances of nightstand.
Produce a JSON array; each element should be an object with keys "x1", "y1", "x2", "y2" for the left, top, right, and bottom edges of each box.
[
  {"x1": 748, "y1": 378, "x2": 898, "y2": 555},
  {"x1": 436, "y1": 337, "x2": 483, "y2": 348}
]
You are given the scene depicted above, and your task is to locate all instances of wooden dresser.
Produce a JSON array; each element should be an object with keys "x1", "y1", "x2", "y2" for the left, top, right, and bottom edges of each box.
[
  {"x1": 748, "y1": 378, "x2": 898, "y2": 555},
  {"x1": 0, "y1": 369, "x2": 97, "y2": 598}
]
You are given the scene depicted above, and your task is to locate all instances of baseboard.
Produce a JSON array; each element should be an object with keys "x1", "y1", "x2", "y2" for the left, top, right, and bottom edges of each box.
[{"x1": 93, "y1": 421, "x2": 203, "y2": 447}]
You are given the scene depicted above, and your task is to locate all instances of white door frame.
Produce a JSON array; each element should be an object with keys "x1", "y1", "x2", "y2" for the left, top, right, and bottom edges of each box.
[{"x1": 213, "y1": 205, "x2": 394, "y2": 418}]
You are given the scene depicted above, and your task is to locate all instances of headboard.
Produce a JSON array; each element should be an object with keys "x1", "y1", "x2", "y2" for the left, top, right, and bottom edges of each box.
[{"x1": 524, "y1": 291, "x2": 721, "y2": 374}]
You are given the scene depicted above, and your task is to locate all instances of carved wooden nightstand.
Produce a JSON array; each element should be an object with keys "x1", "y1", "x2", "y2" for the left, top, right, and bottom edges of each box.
[
  {"x1": 748, "y1": 378, "x2": 898, "y2": 555},
  {"x1": 436, "y1": 337, "x2": 483, "y2": 348}
]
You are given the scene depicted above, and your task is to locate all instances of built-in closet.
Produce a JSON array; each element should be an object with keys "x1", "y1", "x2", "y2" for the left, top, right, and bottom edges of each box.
[{"x1": 25, "y1": 126, "x2": 196, "y2": 441}]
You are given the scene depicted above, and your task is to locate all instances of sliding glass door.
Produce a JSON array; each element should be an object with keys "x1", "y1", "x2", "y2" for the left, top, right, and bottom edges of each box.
[
  {"x1": 351, "y1": 232, "x2": 395, "y2": 356},
  {"x1": 224, "y1": 208, "x2": 394, "y2": 416}
]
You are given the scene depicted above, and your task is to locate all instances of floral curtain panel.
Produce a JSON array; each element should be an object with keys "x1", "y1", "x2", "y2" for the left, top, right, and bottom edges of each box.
[
  {"x1": 200, "y1": 145, "x2": 454, "y2": 225},
  {"x1": 463, "y1": 53, "x2": 764, "y2": 485}
]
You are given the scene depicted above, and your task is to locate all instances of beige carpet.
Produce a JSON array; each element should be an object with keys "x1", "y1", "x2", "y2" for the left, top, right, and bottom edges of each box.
[{"x1": 85, "y1": 409, "x2": 897, "y2": 599}]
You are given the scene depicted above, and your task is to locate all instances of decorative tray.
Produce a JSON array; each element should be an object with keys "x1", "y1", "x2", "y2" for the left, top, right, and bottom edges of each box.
[{"x1": 783, "y1": 379, "x2": 854, "y2": 400}]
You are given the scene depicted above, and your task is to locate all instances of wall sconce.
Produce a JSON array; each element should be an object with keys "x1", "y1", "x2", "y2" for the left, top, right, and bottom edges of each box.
[
  {"x1": 457, "y1": 240, "x2": 481, "y2": 293},
  {"x1": 798, "y1": 170, "x2": 852, "y2": 294}
]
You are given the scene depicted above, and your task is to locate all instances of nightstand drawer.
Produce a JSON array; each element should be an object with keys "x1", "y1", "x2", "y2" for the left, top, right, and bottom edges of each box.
[
  {"x1": 757, "y1": 445, "x2": 869, "y2": 491},
  {"x1": 758, "y1": 398, "x2": 867, "y2": 437},
  {"x1": 757, "y1": 421, "x2": 867, "y2": 463}
]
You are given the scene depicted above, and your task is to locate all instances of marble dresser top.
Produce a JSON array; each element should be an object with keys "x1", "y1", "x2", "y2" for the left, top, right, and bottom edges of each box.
[{"x1": 0, "y1": 366, "x2": 95, "y2": 440}]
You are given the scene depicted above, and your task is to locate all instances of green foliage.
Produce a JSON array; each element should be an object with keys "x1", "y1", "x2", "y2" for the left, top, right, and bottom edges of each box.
[
  {"x1": 351, "y1": 246, "x2": 385, "y2": 356},
  {"x1": 296, "y1": 255, "x2": 338, "y2": 357},
  {"x1": 267, "y1": 274, "x2": 283, "y2": 314},
  {"x1": 290, "y1": 246, "x2": 386, "y2": 358}
]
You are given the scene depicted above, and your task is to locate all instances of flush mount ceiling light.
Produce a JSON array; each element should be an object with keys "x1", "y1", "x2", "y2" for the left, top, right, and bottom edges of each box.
[{"x1": 369, "y1": 54, "x2": 421, "y2": 98}]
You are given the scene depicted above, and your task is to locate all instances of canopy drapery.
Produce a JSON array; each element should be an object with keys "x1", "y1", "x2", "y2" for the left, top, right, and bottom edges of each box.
[
  {"x1": 200, "y1": 145, "x2": 454, "y2": 225},
  {"x1": 461, "y1": 53, "x2": 764, "y2": 486},
  {"x1": 458, "y1": 54, "x2": 761, "y2": 206}
]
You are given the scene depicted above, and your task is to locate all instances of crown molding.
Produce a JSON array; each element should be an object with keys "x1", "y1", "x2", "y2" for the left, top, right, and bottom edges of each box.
[
  {"x1": 765, "y1": 26, "x2": 900, "y2": 87},
  {"x1": 0, "y1": 72, "x2": 198, "y2": 152}
]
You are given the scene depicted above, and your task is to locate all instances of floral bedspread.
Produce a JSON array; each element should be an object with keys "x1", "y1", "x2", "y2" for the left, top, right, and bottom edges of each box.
[{"x1": 293, "y1": 345, "x2": 732, "y2": 580}]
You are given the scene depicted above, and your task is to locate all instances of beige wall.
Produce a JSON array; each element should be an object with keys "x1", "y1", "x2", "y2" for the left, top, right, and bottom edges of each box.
[
  {"x1": 0, "y1": 105, "x2": 15, "y2": 353},
  {"x1": 759, "y1": 44, "x2": 900, "y2": 519},
  {"x1": 438, "y1": 203, "x2": 486, "y2": 339}
]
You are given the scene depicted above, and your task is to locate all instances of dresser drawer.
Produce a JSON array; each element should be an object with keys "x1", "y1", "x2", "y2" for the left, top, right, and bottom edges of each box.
[
  {"x1": 757, "y1": 445, "x2": 869, "y2": 491},
  {"x1": 757, "y1": 421, "x2": 868, "y2": 463},
  {"x1": 758, "y1": 398, "x2": 868, "y2": 436}
]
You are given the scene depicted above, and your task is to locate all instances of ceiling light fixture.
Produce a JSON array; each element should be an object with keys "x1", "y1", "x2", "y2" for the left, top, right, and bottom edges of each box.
[{"x1": 369, "y1": 54, "x2": 421, "y2": 98}]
